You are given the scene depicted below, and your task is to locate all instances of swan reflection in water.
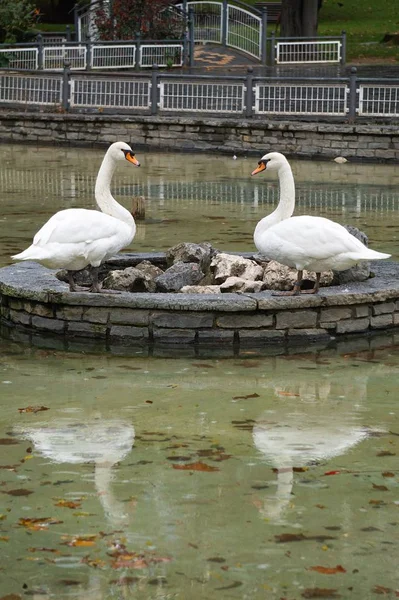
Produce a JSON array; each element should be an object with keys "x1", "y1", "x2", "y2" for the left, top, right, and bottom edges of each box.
[
  {"x1": 251, "y1": 367, "x2": 383, "y2": 524},
  {"x1": 19, "y1": 418, "x2": 135, "y2": 529}
]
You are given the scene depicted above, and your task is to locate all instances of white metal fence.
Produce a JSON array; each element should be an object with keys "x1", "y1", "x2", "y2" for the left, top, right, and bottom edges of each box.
[
  {"x1": 0, "y1": 72, "x2": 62, "y2": 105},
  {"x1": 275, "y1": 40, "x2": 342, "y2": 65},
  {"x1": 254, "y1": 83, "x2": 348, "y2": 116},
  {"x1": 0, "y1": 48, "x2": 38, "y2": 70},
  {"x1": 43, "y1": 45, "x2": 87, "y2": 71},
  {"x1": 70, "y1": 76, "x2": 151, "y2": 109},
  {"x1": 227, "y1": 4, "x2": 262, "y2": 59},
  {"x1": 159, "y1": 80, "x2": 245, "y2": 112},
  {"x1": 358, "y1": 84, "x2": 399, "y2": 117},
  {"x1": 179, "y1": 1, "x2": 222, "y2": 43},
  {"x1": 0, "y1": 70, "x2": 397, "y2": 120}
]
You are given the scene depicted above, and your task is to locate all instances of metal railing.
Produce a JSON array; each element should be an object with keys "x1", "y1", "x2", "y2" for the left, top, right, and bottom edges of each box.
[
  {"x1": 0, "y1": 66, "x2": 398, "y2": 121},
  {"x1": 0, "y1": 38, "x2": 188, "y2": 71}
]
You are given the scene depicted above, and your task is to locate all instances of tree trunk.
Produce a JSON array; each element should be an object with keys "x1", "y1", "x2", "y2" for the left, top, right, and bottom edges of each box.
[{"x1": 280, "y1": 0, "x2": 319, "y2": 37}]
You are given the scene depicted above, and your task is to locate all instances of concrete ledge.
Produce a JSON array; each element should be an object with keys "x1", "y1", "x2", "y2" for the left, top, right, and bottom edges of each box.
[{"x1": 1, "y1": 255, "x2": 399, "y2": 354}]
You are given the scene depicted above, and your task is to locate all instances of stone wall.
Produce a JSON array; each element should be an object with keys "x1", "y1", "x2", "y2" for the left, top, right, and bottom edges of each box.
[
  {"x1": 0, "y1": 111, "x2": 398, "y2": 162},
  {"x1": 1, "y1": 259, "x2": 399, "y2": 354}
]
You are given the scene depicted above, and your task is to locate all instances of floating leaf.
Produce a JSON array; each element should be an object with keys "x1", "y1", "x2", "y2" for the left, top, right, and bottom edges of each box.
[
  {"x1": 0, "y1": 595, "x2": 22, "y2": 600},
  {"x1": 382, "y1": 472, "x2": 395, "y2": 477},
  {"x1": 0, "y1": 439, "x2": 18, "y2": 445},
  {"x1": 55, "y1": 499, "x2": 82, "y2": 509},
  {"x1": 18, "y1": 517, "x2": 63, "y2": 531},
  {"x1": 18, "y1": 406, "x2": 49, "y2": 414},
  {"x1": 308, "y1": 565, "x2": 346, "y2": 575},
  {"x1": 302, "y1": 588, "x2": 340, "y2": 598},
  {"x1": 369, "y1": 499, "x2": 385, "y2": 505},
  {"x1": 275, "y1": 533, "x2": 336, "y2": 543},
  {"x1": 28, "y1": 547, "x2": 60, "y2": 554},
  {"x1": 172, "y1": 461, "x2": 219, "y2": 472},
  {"x1": 372, "y1": 484, "x2": 388, "y2": 491},
  {"x1": 207, "y1": 556, "x2": 226, "y2": 563},
  {"x1": 376, "y1": 451, "x2": 396, "y2": 457},
  {"x1": 372, "y1": 586, "x2": 394, "y2": 595},
  {"x1": 215, "y1": 581, "x2": 242, "y2": 590},
  {"x1": 5, "y1": 489, "x2": 33, "y2": 497},
  {"x1": 63, "y1": 535, "x2": 96, "y2": 547},
  {"x1": 277, "y1": 391, "x2": 300, "y2": 397},
  {"x1": 324, "y1": 471, "x2": 340, "y2": 476},
  {"x1": 232, "y1": 393, "x2": 260, "y2": 400},
  {"x1": 81, "y1": 556, "x2": 106, "y2": 568}
]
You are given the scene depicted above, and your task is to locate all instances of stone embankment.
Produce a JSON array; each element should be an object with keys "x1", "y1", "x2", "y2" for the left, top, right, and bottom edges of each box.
[
  {"x1": 1, "y1": 255, "x2": 399, "y2": 353},
  {"x1": 0, "y1": 112, "x2": 398, "y2": 161}
]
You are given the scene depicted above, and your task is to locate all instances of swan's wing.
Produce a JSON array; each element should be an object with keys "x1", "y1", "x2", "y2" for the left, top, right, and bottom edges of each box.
[
  {"x1": 271, "y1": 216, "x2": 365, "y2": 262},
  {"x1": 33, "y1": 209, "x2": 125, "y2": 246}
]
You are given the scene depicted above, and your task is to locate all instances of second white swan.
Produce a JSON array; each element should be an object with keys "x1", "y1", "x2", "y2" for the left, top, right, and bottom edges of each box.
[
  {"x1": 12, "y1": 141, "x2": 140, "y2": 293},
  {"x1": 252, "y1": 152, "x2": 390, "y2": 295}
]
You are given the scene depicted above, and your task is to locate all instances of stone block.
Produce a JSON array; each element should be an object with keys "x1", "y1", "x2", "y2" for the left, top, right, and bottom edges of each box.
[
  {"x1": 110, "y1": 309, "x2": 149, "y2": 326},
  {"x1": 216, "y1": 313, "x2": 273, "y2": 328},
  {"x1": 24, "y1": 302, "x2": 53, "y2": 317},
  {"x1": 197, "y1": 329, "x2": 235, "y2": 343},
  {"x1": 372, "y1": 302, "x2": 395, "y2": 316},
  {"x1": 153, "y1": 327, "x2": 196, "y2": 344},
  {"x1": 275, "y1": 310, "x2": 317, "y2": 329},
  {"x1": 82, "y1": 307, "x2": 110, "y2": 323},
  {"x1": 32, "y1": 315, "x2": 65, "y2": 332},
  {"x1": 336, "y1": 318, "x2": 369, "y2": 334},
  {"x1": 287, "y1": 328, "x2": 331, "y2": 340},
  {"x1": 67, "y1": 321, "x2": 107, "y2": 337},
  {"x1": 370, "y1": 314, "x2": 393, "y2": 329},
  {"x1": 109, "y1": 325, "x2": 149, "y2": 339},
  {"x1": 238, "y1": 329, "x2": 285, "y2": 344},
  {"x1": 320, "y1": 307, "x2": 352, "y2": 322},
  {"x1": 354, "y1": 304, "x2": 369, "y2": 318},
  {"x1": 152, "y1": 311, "x2": 214, "y2": 328},
  {"x1": 9, "y1": 309, "x2": 30, "y2": 326},
  {"x1": 56, "y1": 306, "x2": 84, "y2": 320}
]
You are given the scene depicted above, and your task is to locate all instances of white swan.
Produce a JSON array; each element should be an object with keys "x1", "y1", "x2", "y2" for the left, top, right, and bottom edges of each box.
[
  {"x1": 251, "y1": 152, "x2": 391, "y2": 295},
  {"x1": 12, "y1": 141, "x2": 140, "y2": 293}
]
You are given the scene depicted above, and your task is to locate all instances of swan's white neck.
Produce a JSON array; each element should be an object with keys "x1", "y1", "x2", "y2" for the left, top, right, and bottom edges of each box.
[
  {"x1": 254, "y1": 162, "x2": 295, "y2": 246},
  {"x1": 95, "y1": 151, "x2": 135, "y2": 228}
]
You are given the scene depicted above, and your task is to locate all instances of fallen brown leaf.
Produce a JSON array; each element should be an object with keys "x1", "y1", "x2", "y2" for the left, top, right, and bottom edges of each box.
[
  {"x1": 18, "y1": 517, "x2": 63, "y2": 531},
  {"x1": 172, "y1": 461, "x2": 219, "y2": 472},
  {"x1": 302, "y1": 588, "x2": 340, "y2": 598},
  {"x1": 308, "y1": 565, "x2": 346, "y2": 575},
  {"x1": 18, "y1": 406, "x2": 49, "y2": 414},
  {"x1": 4, "y1": 489, "x2": 33, "y2": 496},
  {"x1": 232, "y1": 393, "x2": 260, "y2": 400},
  {"x1": 55, "y1": 499, "x2": 82, "y2": 509}
]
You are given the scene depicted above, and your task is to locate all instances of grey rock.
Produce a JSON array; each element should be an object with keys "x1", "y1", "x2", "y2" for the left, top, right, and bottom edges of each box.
[
  {"x1": 166, "y1": 242, "x2": 216, "y2": 272},
  {"x1": 134, "y1": 260, "x2": 164, "y2": 279},
  {"x1": 155, "y1": 261, "x2": 205, "y2": 292},
  {"x1": 211, "y1": 253, "x2": 263, "y2": 283},
  {"x1": 180, "y1": 285, "x2": 221, "y2": 294},
  {"x1": 332, "y1": 226, "x2": 370, "y2": 284},
  {"x1": 103, "y1": 267, "x2": 156, "y2": 292},
  {"x1": 263, "y1": 260, "x2": 333, "y2": 291},
  {"x1": 220, "y1": 276, "x2": 264, "y2": 293}
]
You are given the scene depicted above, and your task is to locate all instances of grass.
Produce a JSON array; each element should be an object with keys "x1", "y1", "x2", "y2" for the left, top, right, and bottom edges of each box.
[{"x1": 318, "y1": 0, "x2": 399, "y2": 63}]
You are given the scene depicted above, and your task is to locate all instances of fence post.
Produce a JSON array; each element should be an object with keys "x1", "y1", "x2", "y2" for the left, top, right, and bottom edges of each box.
[
  {"x1": 37, "y1": 34, "x2": 44, "y2": 70},
  {"x1": 135, "y1": 31, "x2": 141, "y2": 70},
  {"x1": 245, "y1": 67, "x2": 254, "y2": 118},
  {"x1": 348, "y1": 66, "x2": 357, "y2": 124},
  {"x1": 341, "y1": 30, "x2": 346, "y2": 65},
  {"x1": 221, "y1": 0, "x2": 228, "y2": 47},
  {"x1": 66, "y1": 25, "x2": 71, "y2": 42},
  {"x1": 86, "y1": 38, "x2": 92, "y2": 70},
  {"x1": 62, "y1": 62, "x2": 71, "y2": 112},
  {"x1": 151, "y1": 64, "x2": 158, "y2": 115},
  {"x1": 261, "y1": 7, "x2": 267, "y2": 66},
  {"x1": 270, "y1": 30, "x2": 276, "y2": 65},
  {"x1": 188, "y1": 7, "x2": 195, "y2": 67}
]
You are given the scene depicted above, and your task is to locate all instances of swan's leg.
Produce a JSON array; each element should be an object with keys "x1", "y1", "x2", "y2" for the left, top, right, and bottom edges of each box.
[
  {"x1": 89, "y1": 266, "x2": 120, "y2": 294},
  {"x1": 67, "y1": 271, "x2": 87, "y2": 293},
  {"x1": 273, "y1": 270, "x2": 303, "y2": 296},
  {"x1": 301, "y1": 272, "x2": 321, "y2": 295}
]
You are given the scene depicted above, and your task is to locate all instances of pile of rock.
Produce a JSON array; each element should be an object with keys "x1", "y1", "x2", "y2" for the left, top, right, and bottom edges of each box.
[
  {"x1": 56, "y1": 226, "x2": 371, "y2": 294},
  {"x1": 101, "y1": 242, "x2": 333, "y2": 294}
]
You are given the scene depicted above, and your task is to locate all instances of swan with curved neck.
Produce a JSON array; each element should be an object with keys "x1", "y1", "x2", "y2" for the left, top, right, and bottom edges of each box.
[
  {"x1": 12, "y1": 142, "x2": 140, "y2": 293},
  {"x1": 252, "y1": 152, "x2": 390, "y2": 295}
]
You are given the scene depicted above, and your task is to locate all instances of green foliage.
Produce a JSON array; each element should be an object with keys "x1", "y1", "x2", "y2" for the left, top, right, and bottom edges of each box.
[
  {"x1": 94, "y1": 0, "x2": 185, "y2": 41},
  {"x1": 0, "y1": 0, "x2": 40, "y2": 43}
]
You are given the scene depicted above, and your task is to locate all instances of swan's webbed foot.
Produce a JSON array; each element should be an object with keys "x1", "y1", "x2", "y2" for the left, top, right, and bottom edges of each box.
[
  {"x1": 271, "y1": 271, "x2": 321, "y2": 296},
  {"x1": 67, "y1": 271, "x2": 88, "y2": 293},
  {"x1": 88, "y1": 266, "x2": 121, "y2": 294}
]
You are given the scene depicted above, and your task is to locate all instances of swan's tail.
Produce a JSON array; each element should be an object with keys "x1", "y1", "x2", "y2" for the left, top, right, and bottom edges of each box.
[
  {"x1": 12, "y1": 246, "x2": 49, "y2": 262},
  {"x1": 348, "y1": 249, "x2": 391, "y2": 261}
]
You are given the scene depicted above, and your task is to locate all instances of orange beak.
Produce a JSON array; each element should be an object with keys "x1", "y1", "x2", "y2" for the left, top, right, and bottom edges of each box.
[
  {"x1": 126, "y1": 153, "x2": 140, "y2": 167},
  {"x1": 251, "y1": 162, "x2": 266, "y2": 176}
]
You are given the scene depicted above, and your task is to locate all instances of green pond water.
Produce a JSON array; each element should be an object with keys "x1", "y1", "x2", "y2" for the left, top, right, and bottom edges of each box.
[{"x1": 0, "y1": 144, "x2": 399, "y2": 599}]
